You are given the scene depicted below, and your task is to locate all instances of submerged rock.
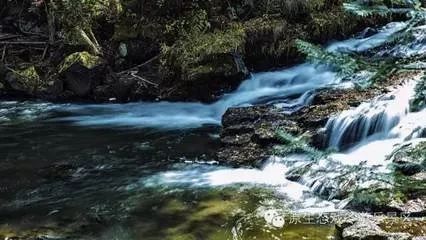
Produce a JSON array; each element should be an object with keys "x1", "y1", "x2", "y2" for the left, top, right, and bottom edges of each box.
[{"x1": 336, "y1": 213, "x2": 413, "y2": 240}]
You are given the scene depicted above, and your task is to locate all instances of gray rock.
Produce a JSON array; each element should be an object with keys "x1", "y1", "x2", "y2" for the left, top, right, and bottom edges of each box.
[
  {"x1": 218, "y1": 105, "x2": 301, "y2": 165},
  {"x1": 336, "y1": 213, "x2": 413, "y2": 240}
]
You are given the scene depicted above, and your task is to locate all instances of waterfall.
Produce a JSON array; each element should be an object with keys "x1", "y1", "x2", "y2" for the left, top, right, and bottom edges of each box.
[
  {"x1": 32, "y1": 21, "x2": 404, "y2": 129},
  {"x1": 298, "y1": 79, "x2": 426, "y2": 200},
  {"x1": 325, "y1": 80, "x2": 417, "y2": 150}
]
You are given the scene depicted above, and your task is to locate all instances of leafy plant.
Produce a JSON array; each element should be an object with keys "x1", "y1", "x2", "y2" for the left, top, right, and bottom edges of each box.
[
  {"x1": 343, "y1": 2, "x2": 392, "y2": 17},
  {"x1": 295, "y1": 39, "x2": 365, "y2": 75},
  {"x1": 274, "y1": 130, "x2": 325, "y2": 159},
  {"x1": 411, "y1": 74, "x2": 426, "y2": 111},
  {"x1": 49, "y1": 0, "x2": 122, "y2": 55}
]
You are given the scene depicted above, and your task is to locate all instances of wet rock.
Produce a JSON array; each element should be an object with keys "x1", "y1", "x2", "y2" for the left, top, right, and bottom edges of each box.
[
  {"x1": 218, "y1": 105, "x2": 301, "y2": 165},
  {"x1": 412, "y1": 172, "x2": 426, "y2": 181},
  {"x1": 336, "y1": 213, "x2": 413, "y2": 240},
  {"x1": 389, "y1": 141, "x2": 426, "y2": 176},
  {"x1": 59, "y1": 52, "x2": 106, "y2": 97},
  {"x1": 389, "y1": 198, "x2": 426, "y2": 217},
  {"x1": 218, "y1": 71, "x2": 421, "y2": 165},
  {"x1": 161, "y1": 52, "x2": 249, "y2": 102}
]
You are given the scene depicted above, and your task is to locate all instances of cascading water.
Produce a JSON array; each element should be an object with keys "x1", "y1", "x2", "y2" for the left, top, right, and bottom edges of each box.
[
  {"x1": 295, "y1": 79, "x2": 426, "y2": 200},
  {"x1": 0, "y1": 20, "x2": 424, "y2": 239},
  {"x1": 26, "y1": 21, "x2": 404, "y2": 129},
  {"x1": 324, "y1": 79, "x2": 418, "y2": 150}
]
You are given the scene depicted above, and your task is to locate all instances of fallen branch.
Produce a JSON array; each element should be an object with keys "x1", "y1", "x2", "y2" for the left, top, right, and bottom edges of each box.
[
  {"x1": 41, "y1": 44, "x2": 49, "y2": 60},
  {"x1": 1, "y1": 45, "x2": 6, "y2": 62},
  {"x1": 0, "y1": 34, "x2": 20, "y2": 41},
  {"x1": 129, "y1": 72, "x2": 159, "y2": 88},
  {"x1": 0, "y1": 41, "x2": 48, "y2": 45},
  {"x1": 117, "y1": 55, "x2": 160, "y2": 75}
]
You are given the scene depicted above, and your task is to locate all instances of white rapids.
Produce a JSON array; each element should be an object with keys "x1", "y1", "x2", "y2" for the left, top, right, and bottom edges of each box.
[
  {"x1": 1, "y1": 21, "x2": 424, "y2": 213},
  {"x1": 21, "y1": 21, "x2": 405, "y2": 129}
]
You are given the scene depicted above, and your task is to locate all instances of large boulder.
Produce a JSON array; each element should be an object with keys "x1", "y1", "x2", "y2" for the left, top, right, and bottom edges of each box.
[
  {"x1": 218, "y1": 105, "x2": 301, "y2": 165},
  {"x1": 160, "y1": 24, "x2": 249, "y2": 102},
  {"x1": 59, "y1": 51, "x2": 106, "y2": 97}
]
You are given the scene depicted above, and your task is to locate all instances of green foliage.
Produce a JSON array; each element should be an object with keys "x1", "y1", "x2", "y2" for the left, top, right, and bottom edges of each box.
[
  {"x1": 351, "y1": 188, "x2": 406, "y2": 209},
  {"x1": 295, "y1": 39, "x2": 405, "y2": 89},
  {"x1": 51, "y1": 0, "x2": 122, "y2": 54},
  {"x1": 52, "y1": 0, "x2": 121, "y2": 27},
  {"x1": 161, "y1": 23, "x2": 246, "y2": 77},
  {"x1": 343, "y1": 0, "x2": 421, "y2": 17},
  {"x1": 58, "y1": 51, "x2": 102, "y2": 73},
  {"x1": 411, "y1": 74, "x2": 426, "y2": 111},
  {"x1": 164, "y1": 9, "x2": 210, "y2": 40},
  {"x1": 274, "y1": 130, "x2": 325, "y2": 159},
  {"x1": 295, "y1": 39, "x2": 364, "y2": 75},
  {"x1": 343, "y1": 2, "x2": 392, "y2": 17},
  {"x1": 408, "y1": 141, "x2": 426, "y2": 162},
  {"x1": 10, "y1": 66, "x2": 41, "y2": 93}
]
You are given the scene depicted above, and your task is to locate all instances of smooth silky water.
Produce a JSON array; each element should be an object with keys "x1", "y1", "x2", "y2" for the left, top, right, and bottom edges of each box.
[{"x1": 0, "y1": 22, "x2": 421, "y2": 239}]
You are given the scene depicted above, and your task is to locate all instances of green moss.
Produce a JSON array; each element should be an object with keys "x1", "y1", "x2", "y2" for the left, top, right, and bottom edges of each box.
[
  {"x1": 411, "y1": 75, "x2": 426, "y2": 112},
  {"x1": 113, "y1": 20, "x2": 164, "y2": 41},
  {"x1": 351, "y1": 188, "x2": 406, "y2": 210},
  {"x1": 10, "y1": 66, "x2": 41, "y2": 93},
  {"x1": 163, "y1": 24, "x2": 245, "y2": 66},
  {"x1": 13, "y1": 66, "x2": 40, "y2": 83},
  {"x1": 380, "y1": 218, "x2": 426, "y2": 236},
  {"x1": 408, "y1": 141, "x2": 426, "y2": 162},
  {"x1": 161, "y1": 23, "x2": 246, "y2": 81},
  {"x1": 58, "y1": 51, "x2": 102, "y2": 73}
]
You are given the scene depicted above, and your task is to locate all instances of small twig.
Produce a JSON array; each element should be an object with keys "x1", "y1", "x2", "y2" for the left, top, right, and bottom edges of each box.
[
  {"x1": 41, "y1": 44, "x2": 48, "y2": 60},
  {"x1": 0, "y1": 41, "x2": 48, "y2": 45},
  {"x1": 117, "y1": 55, "x2": 160, "y2": 74},
  {"x1": 1, "y1": 45, "x2": 6, "y2": 62},
  {"x1": 0, "y1": 34, "x2": 20, "y2": 41},
  {"x1": 129, "y1": 72, "x2": 159, "y2": 88}
]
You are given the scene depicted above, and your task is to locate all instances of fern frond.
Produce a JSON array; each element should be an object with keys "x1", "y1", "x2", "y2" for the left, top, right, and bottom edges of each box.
[
  {"x1": 295, "y1": 39, "x2": 363, "y2": 75},
  {"x1": 343, "y1": 2, "x2": 392, "y2": 17},
  {"x1": 274, "y1": 130, "x2": 325, "y2": 160}
]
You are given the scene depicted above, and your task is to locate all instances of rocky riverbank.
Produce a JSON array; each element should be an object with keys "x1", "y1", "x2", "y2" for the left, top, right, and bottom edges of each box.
[
  {"x1": 218, "y1": 70, "x2": 423, "y2": 165},
  {"x1": 0, "y1": 0, "x2": 397, "y2": 103}
]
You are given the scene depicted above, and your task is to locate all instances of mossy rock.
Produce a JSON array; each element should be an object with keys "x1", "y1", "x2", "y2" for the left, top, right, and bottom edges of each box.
[
  {"x1": 380, "y1": 218, "x2": 426, "y2": 236},
  {"x1": 58, "y1": 52, "x2": 106, "y2": 97},
  {"x1": 161, "y1": 23, "x2": 246, "y2": 76},
  {"x1": 58, "y1": 51, "x2": 103, "y2": 73},
  {"x1": 349, "y1": 188, "x2": 407, "y2": 212},
  {"x1": 4, "y1": 66, "x2": 41, "y2": 95}
]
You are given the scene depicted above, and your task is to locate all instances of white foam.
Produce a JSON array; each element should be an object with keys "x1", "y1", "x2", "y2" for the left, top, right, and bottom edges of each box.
[{"x1": 42, "y1": 22, "x2": 407, "y2": 129}]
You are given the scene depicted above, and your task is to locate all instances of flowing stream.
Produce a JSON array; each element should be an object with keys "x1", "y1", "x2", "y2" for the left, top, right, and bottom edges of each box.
[{"x1": 0, "y1": 21, "x2": 424, "y2": 239}]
